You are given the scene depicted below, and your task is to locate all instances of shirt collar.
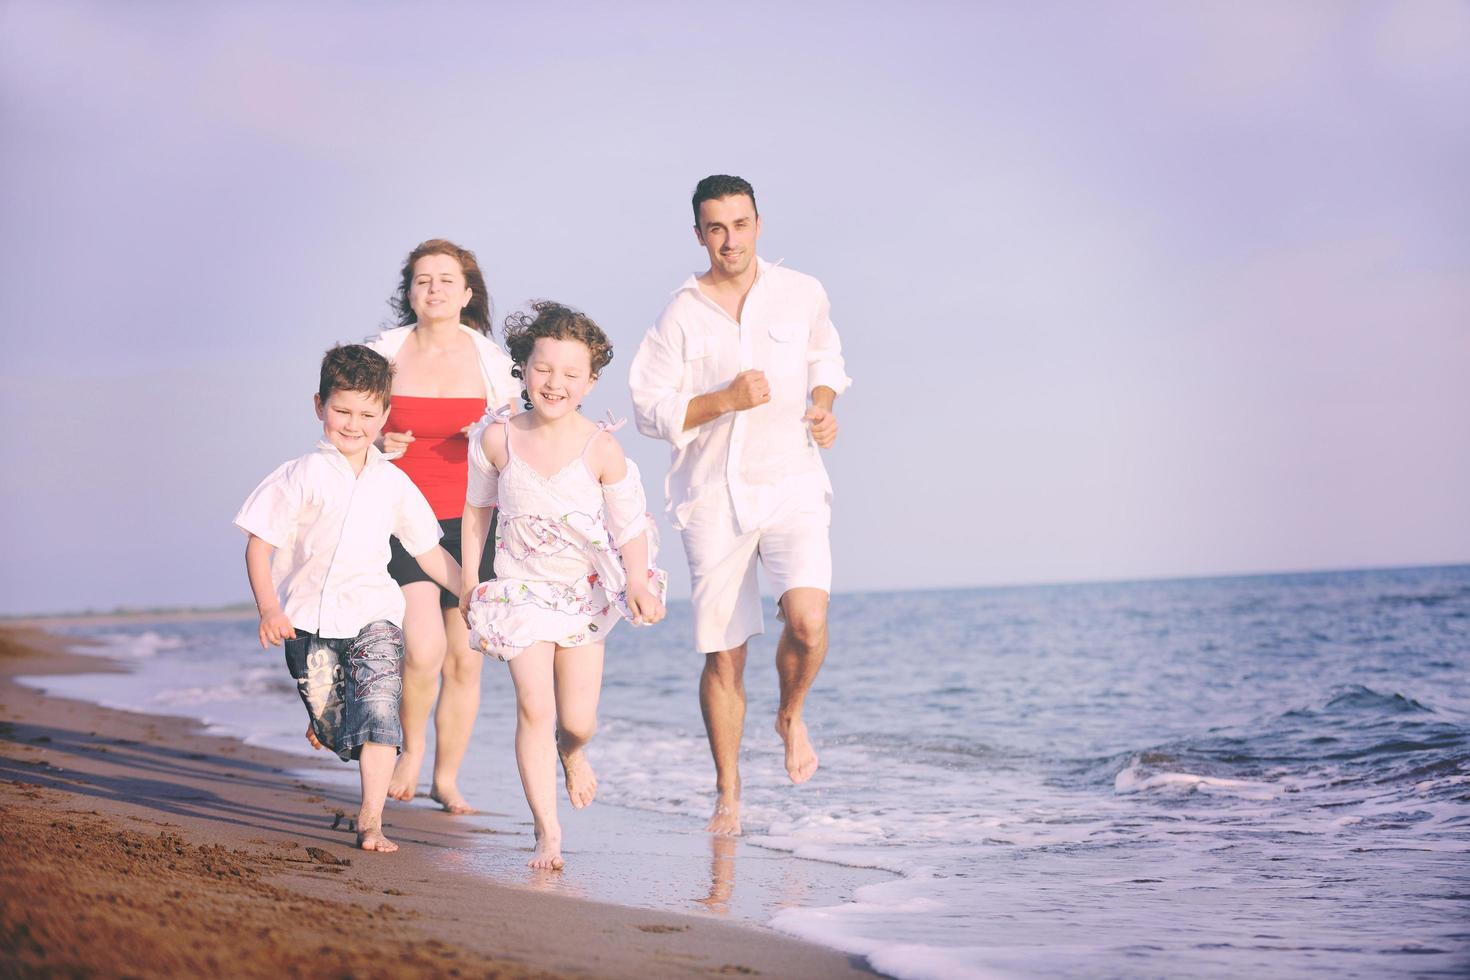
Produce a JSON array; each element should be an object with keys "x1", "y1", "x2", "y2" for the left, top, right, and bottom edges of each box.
[
  {"x1": 673, "y1": 256, "x2": 783, "y2": 296},
  {"x1": 314, "y1": 439, "x2": 387, "y2": 470}
]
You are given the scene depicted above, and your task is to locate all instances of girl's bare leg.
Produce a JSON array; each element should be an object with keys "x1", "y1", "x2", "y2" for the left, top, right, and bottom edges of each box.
[
  {"x1": 357, "y1": 743, "x2": 399, "y2": 852},
  {"x1": 389, "y1": 582, "x2": 446, "y2": 801},
  {"x1": 553, "y1": 641, "x2": 604, "y2": 809},
  {"x1": 430, "y1": 606, "x2": 482, "y2": 814},
  {"x1": 507, "y1": 641, "x2": 563, "y2": 869}
]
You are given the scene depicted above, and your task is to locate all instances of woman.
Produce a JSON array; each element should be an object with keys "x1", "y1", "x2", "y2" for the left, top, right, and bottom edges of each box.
[{"x1": 368, "y1": 238, "x2": 516, "y2": 813}]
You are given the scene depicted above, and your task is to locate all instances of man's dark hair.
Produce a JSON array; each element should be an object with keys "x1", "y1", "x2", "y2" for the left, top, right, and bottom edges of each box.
[
  {"x1": 692, "y1": 174, "x2": 757, "y2": 224},
  {"x1": 319, "y1": 344, "x2": 393, "y2": 409}
]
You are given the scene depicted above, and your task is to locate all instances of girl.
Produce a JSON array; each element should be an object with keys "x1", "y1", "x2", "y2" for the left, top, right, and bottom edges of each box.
[{"x1": 458, "y1": 301, "x2": 667, "y2": 870}]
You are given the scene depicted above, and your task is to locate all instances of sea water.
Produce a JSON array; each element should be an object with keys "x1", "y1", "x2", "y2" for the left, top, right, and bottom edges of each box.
[{"x1": 24, "y1": 565, "x2": 1470, "y2": 979}]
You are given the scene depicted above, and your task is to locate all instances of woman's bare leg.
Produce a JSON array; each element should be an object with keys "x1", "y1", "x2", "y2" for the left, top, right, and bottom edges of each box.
[
  {"x1": 430, "y1": 606, "x2": 483, "y2": 813},
  {"x1": 388, "y1": 582, "x2": 446, "y2": 801}
]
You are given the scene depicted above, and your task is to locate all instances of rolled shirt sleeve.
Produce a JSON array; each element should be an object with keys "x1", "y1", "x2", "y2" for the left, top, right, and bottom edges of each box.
[
  {"x1": 806, "y1": 283, "x2": 852, "y2": 397},
  {"x1": 233, "y1": 460, "x2": 301, "y2": 549},
  {"x1": 629, "y1": 323, "x2": 699, "y2": 450}
]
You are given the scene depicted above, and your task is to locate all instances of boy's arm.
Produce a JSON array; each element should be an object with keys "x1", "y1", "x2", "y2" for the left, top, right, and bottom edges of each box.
[
  {"x1": 412, "y1": 546, "x2": 462, "y2": 598},
  {"x1": 245, "y1": 535, "x2": 296, "y2": 648}
]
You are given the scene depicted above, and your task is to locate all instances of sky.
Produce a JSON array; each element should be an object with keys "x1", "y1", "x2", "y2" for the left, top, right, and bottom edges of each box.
[{"x1": 1, "y1": 1, "x2": 1467, "y2": 615}]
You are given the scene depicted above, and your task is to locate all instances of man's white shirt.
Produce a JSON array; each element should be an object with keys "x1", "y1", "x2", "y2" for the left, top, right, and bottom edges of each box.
[
  {"x1": 234, "y1": 442, "x2": 442, "y2": 638},
  {"x1": 629, "y1": 258, "x2": 852, "y2": 534}
]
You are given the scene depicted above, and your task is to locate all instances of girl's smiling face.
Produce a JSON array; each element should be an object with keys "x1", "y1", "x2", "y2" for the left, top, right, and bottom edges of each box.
[{"x1": 523, "y1": 336, "x2": 596, "y2": 419}]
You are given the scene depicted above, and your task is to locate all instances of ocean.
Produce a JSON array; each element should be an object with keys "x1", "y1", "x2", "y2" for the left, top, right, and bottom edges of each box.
[{"x1": 22, "y1": 564, "x2": 1470, "y2": 979}]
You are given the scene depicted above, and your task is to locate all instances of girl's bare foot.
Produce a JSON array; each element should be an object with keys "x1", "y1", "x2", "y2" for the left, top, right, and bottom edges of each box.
[
  {"x1": 357, "y1": 826, "x2": 398, "y2": 852},
  {"x1": 305, "y1": 724, "x2": 322, "y2": 750},
  {"x1": 705, "y1": 797, "x2": 742, "y2": 836},
  {"x1": 529, "y1": 831, "x2": 564, "y2": 870},
  {"x1": 387, "y1": 750, "x2": 422, "y2": 802},
  {"x1": 429, "y1": 783, "x2": 476, "y2": 815},
  {"x1": 776, "y1": 715, "x2": 819, "y2": 784},
  {"x1": 557, "y1": 747, "x2": 598, "y2": 809}
]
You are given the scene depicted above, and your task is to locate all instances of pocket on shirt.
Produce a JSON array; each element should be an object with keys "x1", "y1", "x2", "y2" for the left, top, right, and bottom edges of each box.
[
  {"x1": 684, "y1": 338, "x2": 717, "y2": 390},
  {"x1": 767, "y1": 321, "x2": 809, "y2": 345}
]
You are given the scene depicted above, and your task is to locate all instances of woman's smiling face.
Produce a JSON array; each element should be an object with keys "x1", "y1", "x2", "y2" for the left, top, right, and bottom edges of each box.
[{"x1": 408, "y1": 252, "x2": 471, "y2": 325}]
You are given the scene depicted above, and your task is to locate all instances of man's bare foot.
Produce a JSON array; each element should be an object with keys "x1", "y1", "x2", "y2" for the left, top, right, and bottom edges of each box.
[
  {"x1": 705, "y1": 798, "x2": 742, "y2": 835},
  {"x1": 429, "y1": 784, "x2": 476, "y2": 815},
  {"x1": 529, "y1": 831, "x2": 564, "y2": 870},
  {"x1": 387, "y1": 750, "x2": 422, "y2": 802},
  {"x1": 305, "y1": 724, "x2": 323, "y2": 750},
  {"x1": 558, "y1": 747, "x2": 598, "y2": 809},
  {"x1": 776, "y1": 715, "x2": 819, "y2": 784},
  {"x1": 357, "y1": 826, "x2": 398, "y2": 852}
]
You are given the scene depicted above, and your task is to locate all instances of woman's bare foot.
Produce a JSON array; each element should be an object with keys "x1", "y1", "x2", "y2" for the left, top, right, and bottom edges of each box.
[
  {"x1": 776, "y1": 715, "x2": 819, "y2": 784},
  {"x1": 529, "y1": 830, "x2": 564, "y2": 870},
  {"x1": 387, "y1": 750, "x2": 422, "y2": 802},
  {"x1": 558, "y1": 747, "x2": 598, "y2": 809},
  {"x1": 305, "y1": 724, "x2": 323, "y2": 750},
  {"x1": 705, "y1": 797, "x2": 742, "y2": 835},
  {"x1": 429, "y1": 783, "x2": 476, "y2": 815},
  {"x1": 357, "y1": 826, "x2": 398, "y2": 852}
]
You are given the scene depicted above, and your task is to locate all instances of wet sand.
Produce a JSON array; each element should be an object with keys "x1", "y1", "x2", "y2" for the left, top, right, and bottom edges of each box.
[{"x1": 0, "y1": 625, "x2": 877, "y2": 978}]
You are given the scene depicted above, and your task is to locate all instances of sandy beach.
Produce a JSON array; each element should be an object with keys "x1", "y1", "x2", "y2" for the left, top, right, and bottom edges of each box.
[{"x1": 0, "y1": 624, "x2": 877, "y2": 978}]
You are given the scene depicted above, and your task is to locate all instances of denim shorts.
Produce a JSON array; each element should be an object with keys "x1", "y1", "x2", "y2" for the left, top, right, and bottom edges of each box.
[{"x1": 283, "y1": 620, "x2": 404, "y2": 762}]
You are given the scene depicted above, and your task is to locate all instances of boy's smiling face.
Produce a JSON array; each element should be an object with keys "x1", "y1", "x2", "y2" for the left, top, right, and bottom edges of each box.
[{"x1": 314, "y1": 388, "x2": 389, "y2": 461}]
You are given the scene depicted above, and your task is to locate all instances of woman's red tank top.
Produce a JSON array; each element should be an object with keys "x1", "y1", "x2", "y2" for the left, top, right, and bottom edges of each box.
[{"x1": 384, "y1": 396, "x2": 487, "y2": 519}]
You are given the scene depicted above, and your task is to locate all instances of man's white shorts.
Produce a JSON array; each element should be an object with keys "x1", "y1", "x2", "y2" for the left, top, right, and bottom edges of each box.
[{"x1": 681, "y1": 486, "x2": 832, "y2": 654}]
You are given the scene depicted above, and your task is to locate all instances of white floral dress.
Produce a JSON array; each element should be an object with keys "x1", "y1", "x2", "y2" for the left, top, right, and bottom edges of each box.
[{"x1": 463, "y1": 409, "x2": 668, "y2": 661}]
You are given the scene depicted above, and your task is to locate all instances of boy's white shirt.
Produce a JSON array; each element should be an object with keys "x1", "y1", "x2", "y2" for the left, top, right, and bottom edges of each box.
[
  {"x1": 627, "y1": 258, "x2": 852, "y2": 534},
  {"x1": 366, "y1": 323, "x2": 518, "y2": 413},
  {"x1": 234, "y1": 442, "x2": 442, "y2": 639}
]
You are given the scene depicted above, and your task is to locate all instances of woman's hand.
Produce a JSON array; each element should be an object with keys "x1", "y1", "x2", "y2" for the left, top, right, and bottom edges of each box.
[
  {"x1": 381, "y1": 429, "x2": 415, "y2": 456},
  {"x1": 627, "y1": 586, "x2": 665, "y2": 626}
]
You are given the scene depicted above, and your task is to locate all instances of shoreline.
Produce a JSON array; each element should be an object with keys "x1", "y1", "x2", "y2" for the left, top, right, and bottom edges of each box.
[{"x1": 0, "y1": 624, "x2": 880, "y2": 977}]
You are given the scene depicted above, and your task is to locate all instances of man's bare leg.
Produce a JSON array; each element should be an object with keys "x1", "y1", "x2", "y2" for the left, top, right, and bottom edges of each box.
[
  {"x1": 429, "y1": 606, "x2": 482, "y2": 814},
  {"x1": 357, "y1": 742, "x2": 399, "y2": 852},
  {"x1": 389, "y1": 582, "x2": 446, "y2": 801},
  {"x1": 700, "y1": 644, "x2": 748, "y2": 834},
  {"x1": 775, "y1": 588, "x2": 828, "y2": 784}
]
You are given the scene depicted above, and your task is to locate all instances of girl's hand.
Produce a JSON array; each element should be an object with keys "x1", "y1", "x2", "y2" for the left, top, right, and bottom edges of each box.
[
  {"x1": 627, "y1": 587, "x2": 665, "y2": 626},
  {"x1": 258, "y1": 610, "x2": 296, "y2": 648},
  {"x1": 381, "y1": 430, "x2": 415, "y2": 456},
  {"x1": 458, "y1": 585, "x2": 474, "y2": 628}
]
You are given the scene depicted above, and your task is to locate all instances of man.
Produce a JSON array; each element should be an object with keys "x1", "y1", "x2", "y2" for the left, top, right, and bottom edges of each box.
[{"x1": 629, "y1": 174, "x2": 852, "y2": 835}]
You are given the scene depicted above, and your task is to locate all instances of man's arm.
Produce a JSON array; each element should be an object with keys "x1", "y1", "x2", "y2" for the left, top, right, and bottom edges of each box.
[{"x1": 682, "y1": 370, "x2": 771, "y2": 431}]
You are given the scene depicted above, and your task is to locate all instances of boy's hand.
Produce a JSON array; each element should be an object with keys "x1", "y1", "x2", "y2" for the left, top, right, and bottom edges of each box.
[
  {"x1": 258, "y1": 610, "x2": 296, "y2": 648},
  {"x1": 627, "y1": 587, "x2": 665, "y2": 626}
]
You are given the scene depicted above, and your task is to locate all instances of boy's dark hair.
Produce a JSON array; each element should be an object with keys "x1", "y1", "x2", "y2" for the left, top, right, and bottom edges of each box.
[
  {"x1": 389, "y1": 238, "x2": 495, "y2": 336},
  {"x1": 692, "y1": 174, "x2": 757, "y2": 224},
  {"x1": 319, "y1": 344, "x2": 394, "y2": 408},
  {"x1": 503, "y1": 301, "x2": 614, "y2": 392}
]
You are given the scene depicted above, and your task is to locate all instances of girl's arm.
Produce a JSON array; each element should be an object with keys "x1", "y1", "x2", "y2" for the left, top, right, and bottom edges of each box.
[
  {"x1": 459, "y1": 502, "x2": 493, "y2": 623},
  {"x1": 245, "y1": 535, "x2": 296, "y2": 648},
  {"x1": 589, "y1": 432, "x2": 664, "y2": 624},
  {"x1": 459, "y1": 421, "x2": 506, "y2": 622}
]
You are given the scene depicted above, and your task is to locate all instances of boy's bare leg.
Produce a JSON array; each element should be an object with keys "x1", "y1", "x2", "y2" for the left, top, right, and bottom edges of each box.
[
  {"x1": 389, "y1": 582, "x2": 447, "y2": 801},
  {"x1": 507, "y1": 642, "x2": 564, "y2": 869},
  {"x1": 357, "y1": 743, "x2": 399, "y2": 852},
  {"x1": 429, "y1": 607, "x2": 482, "y2": 814},
  {"x1": 774, "y1": 588, "x2": 828, "y2": 784},
  {"x1": 553, "y1": 641, "x2": 604, "y2": 809},
  {"x1": 305, "y1": 724, "x2": 322, "y2": 750},
  {"x1": 700, "y1": 643, "x2": 748, "y2": 834}
]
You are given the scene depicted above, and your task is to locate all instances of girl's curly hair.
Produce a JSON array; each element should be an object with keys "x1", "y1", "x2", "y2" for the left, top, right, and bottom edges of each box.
[{"x1": 503, "y1": 300, "x2": 614, "y2": 380}]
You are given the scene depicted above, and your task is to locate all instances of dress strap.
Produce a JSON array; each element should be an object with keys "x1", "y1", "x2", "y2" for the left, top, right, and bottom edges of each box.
[{"x1": 580, "y1": 411, "x2": 626, "y2": 460}]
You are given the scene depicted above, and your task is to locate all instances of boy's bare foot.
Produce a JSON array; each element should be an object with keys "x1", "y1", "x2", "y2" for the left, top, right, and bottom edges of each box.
[
  {"x1": 387, "y1": 750, "x2": 422, "y2": 802},
  {"x1": 429, "y1": 783, "x2": 476, "y2": 815},
  {"x1": 357, "y1": 826, "x2": 398, "y2": 852},
  {"x1": 558, "y1": 747, "x2": 598, "y2": 809},
  {"x1": 305, "y1": 724, "x2": 322, "y2": 750},
  {"x1": 529, "y1": 831, "x2": 564, "y2": 870},
  {"x1": 705, "y1": 797, "x2": 742, "y2": 836},
  {"x1": 776, "y1": 715, "x2": 819, "y2": 784}
]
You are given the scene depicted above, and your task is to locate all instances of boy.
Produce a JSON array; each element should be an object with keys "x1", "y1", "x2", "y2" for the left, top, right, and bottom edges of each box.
[{"x1": 234, "y1": 344, "x2": 460, "y2": 852}]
